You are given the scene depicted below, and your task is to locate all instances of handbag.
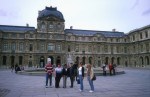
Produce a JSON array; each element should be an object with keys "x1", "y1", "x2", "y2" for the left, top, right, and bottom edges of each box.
[
  {"x1": 77, "y1": 78, "x2": 80, "y2": 84},
  {"x1": 92, "y1": 74, "x2": 96, "y2": 81}
]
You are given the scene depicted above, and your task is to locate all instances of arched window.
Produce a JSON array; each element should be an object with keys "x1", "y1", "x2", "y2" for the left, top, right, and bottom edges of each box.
[{"x1": 3, "y1": 56, "x2": 7, "y2": 65}]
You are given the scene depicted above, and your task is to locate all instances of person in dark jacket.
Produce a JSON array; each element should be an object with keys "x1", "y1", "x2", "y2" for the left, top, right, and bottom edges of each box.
[
  {"x1": 73, "y1": 62, "x2": 78, "y2": 81},
  {"x1": 68, "y1": 63, "x2": 75, "y2": 88},
  {"x1": 62, "y1": 64, "x2": 68, "y2": 88}
]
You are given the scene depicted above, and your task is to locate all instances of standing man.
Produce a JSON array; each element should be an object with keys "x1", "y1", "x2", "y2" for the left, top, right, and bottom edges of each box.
[
  {"x1": 45, "y1": 59, "x2": 53, "y2": 88},
  {"x1": 62, "y1": 64, "x2": 68, "y2": 88},
  {"x1": 69, "y1": 63, "x2": 75, "y2": 88}
]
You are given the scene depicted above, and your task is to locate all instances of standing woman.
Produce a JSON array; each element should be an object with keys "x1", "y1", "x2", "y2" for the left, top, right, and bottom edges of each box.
[
  {"x1": 54, "y1": 64, "x2": 63, "y2": 88},
  {"x1": 86, "y1": 64, "x2": 94, "y2": 93},
  {"x1": 78, "y1": 62, "x2": 84, "y2": 92}
]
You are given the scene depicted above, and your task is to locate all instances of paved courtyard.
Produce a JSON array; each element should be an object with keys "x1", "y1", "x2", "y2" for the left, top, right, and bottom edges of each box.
[{"x1": 0, "y1": 68, "x2": 150, "y2": 97}]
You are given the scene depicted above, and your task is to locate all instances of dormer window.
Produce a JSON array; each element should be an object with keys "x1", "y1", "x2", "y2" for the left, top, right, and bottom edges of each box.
[{"x1": 41, "y1": 24, "x2": 45, "y2": 32}]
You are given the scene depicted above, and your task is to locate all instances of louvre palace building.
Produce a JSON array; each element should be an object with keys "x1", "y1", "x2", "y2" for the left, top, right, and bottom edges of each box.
[{"x1": 0, "y1": 6, "x2": 150, "y2": 68}]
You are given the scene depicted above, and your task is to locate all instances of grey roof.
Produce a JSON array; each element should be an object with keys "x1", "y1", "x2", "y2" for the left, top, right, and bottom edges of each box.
[
  {"x1": 38, "y1": 6, "x2": 65, "y2": 21},
  {"x1": 0, "y1": 25, "x2": 35, "y2": 32},
  {"x1": 65, "y1": 29, "x2": 125, "y2": 37}
]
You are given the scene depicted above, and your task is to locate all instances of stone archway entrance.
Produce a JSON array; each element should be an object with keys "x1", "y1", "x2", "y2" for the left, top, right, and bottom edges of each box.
[
  {"x1": 40, "y1": 56, "x2": 45, "y2": 68},
  {"x1": 48, "y1": 56, "x2": 54, "y2": 65},
  {"x1": 56, "y1": 56, "x2": 61, "y2": 66},
  {"x1": 11, "y1": 56, "x2": 15, "y2": 66}
]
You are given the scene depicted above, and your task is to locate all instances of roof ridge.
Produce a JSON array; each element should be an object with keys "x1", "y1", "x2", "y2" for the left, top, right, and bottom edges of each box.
[
  {"x1": 65, "y1": 29, "x2": 124, "y2": 33},
  {"x1": 0, "y1": 25, "x2": 35, "y2": 28}
]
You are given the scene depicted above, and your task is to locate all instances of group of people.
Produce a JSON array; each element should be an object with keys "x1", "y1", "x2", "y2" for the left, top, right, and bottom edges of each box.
[
  {"x1": 45, "y1": 60, "x2": 95, "y2": 93},
  {"x1": 11, "y1": 64, "x2": 22, "y2": 73},
  {"x1": 102, "y1": 63, "x2": 117, "y2": 76}
]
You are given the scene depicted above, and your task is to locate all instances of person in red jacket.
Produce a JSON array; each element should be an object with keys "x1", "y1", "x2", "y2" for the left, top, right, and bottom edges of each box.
[
  {"x1": 45, "y1": 60, "x2": 53, "y2": 88},
  {"x1": 109, "y1": 63, "x2": 113, "y2": 75}
]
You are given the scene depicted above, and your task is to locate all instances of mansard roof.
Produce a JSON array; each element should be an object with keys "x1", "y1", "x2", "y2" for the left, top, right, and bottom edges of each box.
[
  {"x1": 65, "y1": 29, "x2": 125, "y2": 37},
  {"x1": 0, "y1": 25, "x2": 35, "y2": 33},
  {"x1": 38, "y1": 6, "x2": 65, "y2": 21},
  {"x1": 128, "y1": 24, "x2": 150, "y2": 34}
]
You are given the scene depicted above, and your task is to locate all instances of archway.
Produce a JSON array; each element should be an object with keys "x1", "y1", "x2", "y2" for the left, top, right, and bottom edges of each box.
[
  {"x1": 82, "y1": 56, "x2": 86, "y2": 65},
  {"x1": 56, "y1": 56, "x2": 61, "y2": 66},
  {"x1": 3, "y1": 56, "x2": 7, "y2": 65},
  {"x1": 145, "y1": 56, "x2": 149, "y2": 65},
  {"x1": 140, "y1": 57, "x2": 144, "y2": 67},
  {"x1": 40, "y1": 56, "x2": 45, "y2": 68},
  {"x1": 76, "y1": 56, "x2": 79, "y2": 65},
  {"x1": 111, "y1": 57, "x2": 115, "y2": 64},
  {"x1": 117, "y1": 57, "x2": 121, "y2": 65},
  {"x1": 11, "y1": 56, "x2": 15, "y2": 66},
  {"x1": 105, "y1": 57, "x2": 109, "y2": 65},
  {"x1": 89, "y1": 57, "x2": 92, "y2": 64},
  {"x1": 48, "y1": 56, "x2": 54, "y2": 65}
]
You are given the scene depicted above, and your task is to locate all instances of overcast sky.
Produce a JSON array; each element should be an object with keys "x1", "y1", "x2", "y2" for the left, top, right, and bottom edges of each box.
[{"x1": 0, "y1": 0, "x2": 150, "y2": 33}]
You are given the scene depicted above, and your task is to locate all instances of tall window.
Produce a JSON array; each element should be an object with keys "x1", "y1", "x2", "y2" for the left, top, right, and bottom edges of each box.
[
  {"x1": 11, "y1": 42, "x2": 16, "y2": 51},
  {"x1": 145, "y1": 31, "x2": 148, "y2": 38},
  {"x1": 68, "y1": 45, "x2": 71, "y2": 52},
  {"x1": 29, "y1": 44, "x2": 33, "y2": 51},
  {"x1": 140, "y1": 44, "x2": 143, "y2": 52},
  {"x1": 133, "y1": 35, "x2": 135, "y2": 41},
  {"x1": 56, "y1": 44, "x2": 61, "y2": 52},
  {"x1": 124, "y1": 47, "x2": 127, "y2": 53},
  {"x1": 3, "y1": 42, "x2": 8, "y2": 51},
  {"x1": 11, "y1": 34, "x2": 17, "y2": 38},
  {"x1": 2, "y1": 34, "x2": 8, "y2": 38},
  {"x1": 104, "y1": 45, "x2": 108, "y2": 53},
  {"x1": 41, "y1": 24, "x2": 46, "y2": 32},
  {"x1": 140, "y1": 33, "x2": 143, "y2": 39},
  {"x1": 48, "y1": 43, "x2": 55, "y2": 52},
  {"x1": 88, "y1": 45, "x2": 92, "y2": 52},
  {"x1": 41, "y1": 43, "x2": 45, "y2": 51},
  {"x1": 30, "y1": 34, "x2": 33, "y2": 38},
  {"x1": 19, "y1": 56, "x2": 23, "y2": 65},
  {"x1": 146, "y1": 43, "x2": 149, "y2": 52},
  {"x1": 19, "y1": 34, "x2": 24, "y2": 38},
  {"x1": 75, "y1": 45, "x2": 79, "y2": 52},
  {"x1": 97, "y1": 46, "x2": 100, "y2": 53},
  {"x1": 116, "y1": 46, "x2": 119, "y2": 53},
  {"x1": 3, "y1": 56, "x2": 7, "y2": 65},
  {"x1": 19, "y1": 42, "x2": 24, "y2": 51}
]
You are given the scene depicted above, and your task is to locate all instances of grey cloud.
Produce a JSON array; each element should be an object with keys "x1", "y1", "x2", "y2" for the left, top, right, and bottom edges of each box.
[{"x1": 142, "y1": 8, "x2": 150, "y2": 16}]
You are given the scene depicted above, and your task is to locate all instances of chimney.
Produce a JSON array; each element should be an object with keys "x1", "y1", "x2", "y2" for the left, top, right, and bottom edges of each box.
[
  {"x1": 70, "y1": 26, "x2": 73, "y2": 29},
  {"x1": 112, "y1": 28, "x2": 116, "y2": 32},
  {"x1": 26, "y1": 23, "x2": 29, "y2": 27}
]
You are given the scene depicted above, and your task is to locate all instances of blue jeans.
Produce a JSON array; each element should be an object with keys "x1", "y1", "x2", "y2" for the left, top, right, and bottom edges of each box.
[
  {"x1": 46, "y1": 73, "x2": 52, "y2": 86},
  {"x1": 79, "y1": 75, "x2": 83, "y2": 90},
  {"x1": 88, "y1": 76, "x2": 94, "y2": 91}
]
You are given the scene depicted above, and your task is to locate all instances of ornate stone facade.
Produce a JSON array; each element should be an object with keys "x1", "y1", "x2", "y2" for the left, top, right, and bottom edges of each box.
[{"x1": 0, "y1": 6, "x2": 150, "y2": 68}]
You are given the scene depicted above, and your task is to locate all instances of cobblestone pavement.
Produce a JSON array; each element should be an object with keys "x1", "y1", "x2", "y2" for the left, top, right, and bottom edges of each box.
[{"x1": 0, "y1": 68, "x2": 150, "y2": 97}]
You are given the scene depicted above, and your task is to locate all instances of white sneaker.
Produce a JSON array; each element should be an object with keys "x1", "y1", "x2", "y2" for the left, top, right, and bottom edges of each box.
[
  {"x1": 89, "y1": 90, "x2": 94, "y2": 93},
  {"x1": 45, "y1": 86, "x2": 49, "y2": 88},
  {"x1": 79, "y1": 89, "x2": 83, "y2": 92}
]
